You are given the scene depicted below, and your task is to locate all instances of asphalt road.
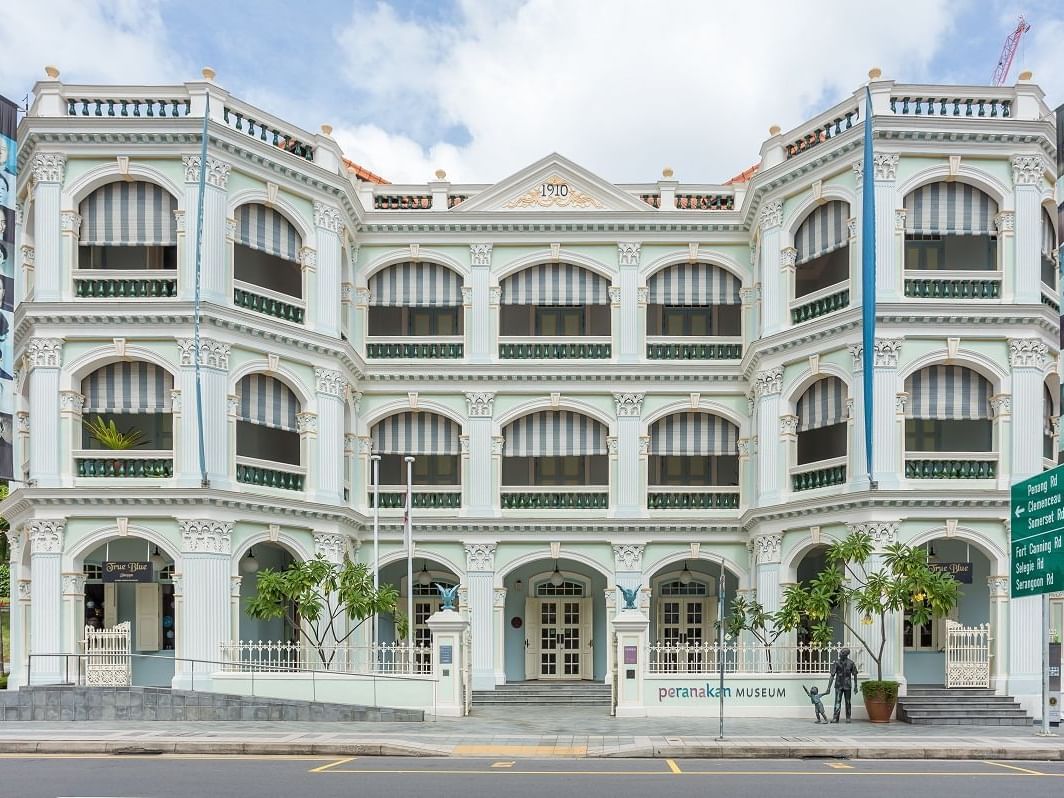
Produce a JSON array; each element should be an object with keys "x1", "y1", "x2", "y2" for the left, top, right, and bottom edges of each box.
[{"x1": 0, "y1": 755, "x2": 1062, "y2": 798}]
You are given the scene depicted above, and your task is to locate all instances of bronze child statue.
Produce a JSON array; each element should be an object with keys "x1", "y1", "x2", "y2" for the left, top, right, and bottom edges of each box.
[{"x1": 803, "y1": 684, "x2": 828, "y2": 723}]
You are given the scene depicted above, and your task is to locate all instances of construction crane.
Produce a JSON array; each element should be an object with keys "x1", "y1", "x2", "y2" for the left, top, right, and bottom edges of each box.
[{"x1": 991, "y1": 15, "x2": 1030, "y2": 86}]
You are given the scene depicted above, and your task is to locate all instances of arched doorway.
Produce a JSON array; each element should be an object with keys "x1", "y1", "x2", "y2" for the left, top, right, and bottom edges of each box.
[
  {"x1": 646, "y1": 558, "x2": 739, "y2": 646},
  {"x1": 377, "y1": 555, "x2": 461, "y2": 649},
  {"x1": 794, "y1": 545, "x2": 845, "y2": 645},
  {"x1": 235, "y1": 542, "x2": 299, "y2": 644}
]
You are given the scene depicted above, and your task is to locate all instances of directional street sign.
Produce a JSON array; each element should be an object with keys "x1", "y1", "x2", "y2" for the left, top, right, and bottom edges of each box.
[{"x1": 1011, "y1": 465, "x2": 1064, "y2": 598}]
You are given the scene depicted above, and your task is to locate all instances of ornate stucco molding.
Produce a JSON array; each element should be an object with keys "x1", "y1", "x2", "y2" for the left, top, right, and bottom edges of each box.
[
  {"x1": 1011, "y1": 154, "x2": 1047, "y2": 186},
  {"x1": 752, "y1": 533, "x2": 783, "y2": 565},
  {"x1": 27, "y1": 520, "x2": 65, "y2": 554},
  {"x1": 895, "y1": 208, "x2": 907, "y2": 231},
  {"x1": 896, "y1": 392, "x2": 909, "y2": 415},
  {"x1": 299, "y1": 246, "x2": 317, "y2": 271},
  {"x1": 987, "y1": 575, "x2": 1009, "y2": 598},
  {"x1": 872, "y1": 152, "x2": 899, "y2": 181},
  {"x1": 612, "y1": 543, "x2": 644, "y2": 571},
  {"x1": 990, "y1": 393, "x2": 1011, "y2": 418},
  {"x1": 617, "y1": 242, "x2": 641, "y2": 267},
  {"x1": 848, "y1": 521, "x2": 898, "y2": 549},
  {"x1": 849, "y1": 343, "x2": 864, "y2": 371},
  {"x1": 778, "y1": 414, "x2": 799, "y2": 436},
  {"x1": 314, "y1": 367, "x2": 347, "y2": 397},
  {"x1": 63, "y1": 573, "x2": 87, "y2": 595},
  {"x1": 60, "y1": 211, "x2": 82, "y2": 236},
  {"x1": 994, "y1": 210, "x2": 1015, "y2": 234},
  {"x1": 31, "y1": 152, "x2": 66, "y2": 184},
  {"x1": 1008, "y1": 338, "x2": 1049, "y2": 370},
  {"x1": 491, "y1": 436, "x2": 505, "y2": 456},
  {"x1": 779, "y1": 247, "x2": 797, "y2": 271},
  {"x1": 182, "y1": 154, "x2": 231, "y2": 189},
  {"x1": 313, "y1": 201, "x2": 344, "y2": 234},
  {"x1": 470, "y1": 243, "x2": 493, "y2": 267},
  {"x1": 296, "y1": 411, "x2": 318, "y2": 435},
  {"x1": 606, "y1": 436, "x2": 619, "y2": 456},
  {"x1": 873, "y1": 339, "x2": 901, "y2": 369},
  {"x1": 25, "y1": 338, "x2": 62, "y2": 369},
  {"x1": 852, "y1": 161, "x2": 863, "y2": 190},
  {"x1": 737, "y1": 437, "x2": 757, "y2": 457},
  {"x1": 178, "y1": 338, "x2": 231, "y2": 370},
  {"x1": 614, "y1": 392, "x2": 645, "y2": 417},
  {"x1": 739, "y1": 286, "x2": 761, "y2": 305},
  {"x1": 466, "y1": 392, "x2": 495, "y2": 417},
  {"x1": 758, "y1": 200, "x2": 783, "y2": 231},
  {"x1": 180, "y1": 520, "x2": 233, "y2": 554},
  {"x1": 313, "y1": 532, "x2": 347, "y2": 563},
  {"x1": 59, "y1": 391, "x2": 86, "y2": 416},
  {"x1": 753, "y1": 366, "x2": 784, "y2": 398},
  {"x1": 464, "y1": 543, "x2": 496, "y2": 572}
]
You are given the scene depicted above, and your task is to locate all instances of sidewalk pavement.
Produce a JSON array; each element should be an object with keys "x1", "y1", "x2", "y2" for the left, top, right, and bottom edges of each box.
[{"x1": 0, "y1": 708, "x2": 1062, "y2": 760}]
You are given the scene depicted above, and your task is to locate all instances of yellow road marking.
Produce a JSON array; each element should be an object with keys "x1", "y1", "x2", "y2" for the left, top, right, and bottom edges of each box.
[
  {"x1": 826, "y1": 762, "x2": 854, "y2": 769},
  {"x1": 491, "y1": 761, "x2": 516, "y2": 768},
  {"x1": 0, "y1": 754, "x2": 331, "y2": 761},
  {"x1": 665, "y1": 759, "x2": 682, "y2": 774},
  {"x1": 322, "y1": 767, "x2": 1064, "y2": 777},
  {"x1": 983, "y1": 761, "x2": 1046, "y2": 776},
  {"x1": 308, "y1": 757, "x2": 358, "y2": 773}
]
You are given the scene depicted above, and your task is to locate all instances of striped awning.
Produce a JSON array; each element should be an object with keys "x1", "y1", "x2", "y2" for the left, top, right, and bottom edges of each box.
[
  {"x1": 81, "y1": 362, "x2": 173, "y2": 414},
  {"x1": 502, "y1": 411, "x2": 607, "y2": 457},
  {"x1": 1046, "y1": 384, "x2": 1056, "y2": 436},
  {"x1": 235, "y1": 203, "x2": 301, "y2": 262},
  {"x1": 648, "y1": 412, "x2": 738, "y2": 456},
  {"x1": 369, "y1": 262, "x2": 464, "y2": 307},
  {"x1": 79, "y1": 181, "x2": 178, "y2": 247},
  {"x1": 501, "y1": 264, "x2": 610, "y2": 305},
  {"x1": 646, "y1": 263, "x2": 741, "y2": 305},
  {"x1": 904, "y1": 365, "x2": 992, "y2": 420},
  {"x1": 903, "y1": 182, "x2": 999, "y2": 236},
  {"x1": 1044, "y1": 208, "x2": 1058, "y2": 259},
  {"x1": 794, "y1": 201, "x2": 849, "y2": 264},
  {"x1": 372, "y1": 412, "x2": 461, "y2": 455},
  {"x1": 236, "y1": 374, "x2": 299, "y2": 432},
  {"x1": 797, "y1": 377, "x2": 848, "y2": 432}
]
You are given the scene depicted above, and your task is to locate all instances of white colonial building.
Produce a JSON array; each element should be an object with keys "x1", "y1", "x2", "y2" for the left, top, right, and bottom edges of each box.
[{"x1": 1, "y1": 66, "x2": 1059, "y2": 717}]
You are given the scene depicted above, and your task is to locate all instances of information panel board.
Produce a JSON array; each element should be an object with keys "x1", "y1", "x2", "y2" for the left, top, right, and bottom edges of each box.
[{"x1": 1010, "y1": 465, "x2": 1064, "y2": 598}]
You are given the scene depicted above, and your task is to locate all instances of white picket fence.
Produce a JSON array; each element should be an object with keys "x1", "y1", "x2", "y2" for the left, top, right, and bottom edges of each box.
[
  {"x1": 647, "y1": 641, "x2": 870, "y2": 675},
  {"x1": 83, "y1": 622, "x2": 131, "y2": 686},
  {"x1": 944, "y1": 622, "x2": 991, "y2": 688},
  {"x1": 218, "y1": 640, "x2": 433, "y2": 675}
]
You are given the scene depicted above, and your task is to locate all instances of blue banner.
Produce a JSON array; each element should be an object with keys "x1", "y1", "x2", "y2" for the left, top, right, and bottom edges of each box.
[
  {"x1": 0, "y1": 95, "x2": 15, "y2": 481},
  {"x1": 861, "y1": 88, "x2": 876, "y2": 484}
]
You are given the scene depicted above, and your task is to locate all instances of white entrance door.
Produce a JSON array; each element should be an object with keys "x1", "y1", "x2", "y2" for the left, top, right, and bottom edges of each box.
[
  {"x1": 411, "y1": 597, "x2": 438, "y2": 673},
  {"x1": 657, "y1": 597, "x2": 711, "y2": 646},
  {"x1": 525, "y1": 597, "x2": 592, "y2": 680}
]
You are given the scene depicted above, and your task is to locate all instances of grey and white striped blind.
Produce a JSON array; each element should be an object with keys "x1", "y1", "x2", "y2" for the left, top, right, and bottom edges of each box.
[
  {"x1": 646, "y1": 263, "x2": 741, "y2": 305},
  {"x1": 794, "y1": 200, "x2": 849, "y2": 265},
  {"x1": 502, "y1": 410, "x2": 607, "y2": 456},
  {"x1": 1045, "y1": 384, "x2": 1056, "y2": 436},
  {"x1": 904, "y1": 365, "x2": 992, "y2": 420},
  {"x1": 79, "y1": 181, "x2": 178, "y2": 247},
  {"x1": 237, "y1": 374, "x2": 299, "y2": 432},
  {"x1": 369, "y1": 262, "x2": 464, "y2": 307},
  {"x1": 648, "y1": 412, "x2": 739, "y2": 456},
  {"x1": 235, "y1": 203, "x2": 301, "y2": 262},
  {"x1": 372, "y1": 412, "x2": 461, "y2": 455},
  {"x1": 501, "y1": 264, "x2": 610, "y2": 305},
  {"x1": 81, "y1": 362, "x2": 173, "y2": 414},
  {"x1": 1044, "y1": 208, "x2": 1058, "y2": 259},
  {"x1": 903, "y1": 182, "x2": 999, "y2": 235},
  {"x1": 796, "y1": 376, "x2": 847, "y2": 432}
]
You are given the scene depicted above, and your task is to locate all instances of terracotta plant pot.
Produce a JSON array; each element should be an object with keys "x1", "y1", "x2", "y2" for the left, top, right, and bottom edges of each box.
[{"x1": 861, "y1": 681, "x2": 899, "y2": 723}]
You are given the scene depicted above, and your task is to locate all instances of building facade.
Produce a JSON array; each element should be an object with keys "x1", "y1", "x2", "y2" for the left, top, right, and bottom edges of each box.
[{"x1": 1, "y1": 68, "x2": 1059, "y2": 715}]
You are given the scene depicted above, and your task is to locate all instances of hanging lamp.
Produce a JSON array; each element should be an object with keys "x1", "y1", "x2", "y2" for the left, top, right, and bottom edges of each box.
[{"x1": 240, "y1": 547, "x2": 259, "y2": 574}]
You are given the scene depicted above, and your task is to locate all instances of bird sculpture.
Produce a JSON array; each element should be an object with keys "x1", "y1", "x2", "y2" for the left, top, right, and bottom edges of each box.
[
  {"x1": 435, "y1": 583, "x2": 460, "y2": 611},
  {"x1": 619, "y1": 584, "x2": 640, "y2": 610}
]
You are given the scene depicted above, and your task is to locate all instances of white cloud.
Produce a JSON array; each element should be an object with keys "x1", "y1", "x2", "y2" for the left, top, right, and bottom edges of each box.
[
  {"x1": 0, "y1": 0, "x2": 189, "y2": 102},
  {"x1": 332, "y1": 0, "x2": 959, "y2": 183}
]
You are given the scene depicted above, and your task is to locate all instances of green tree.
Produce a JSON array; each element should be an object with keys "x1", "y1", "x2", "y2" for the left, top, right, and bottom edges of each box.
[
  {"x1": 725, "y1": 595, "x2": 792, "y2": 672},
  {"x1": 245, "y1": 556, "x2": 401, "y2": 669},
  {"x1": 774, "y1": 529, "x2": 960, "y2": 682}
]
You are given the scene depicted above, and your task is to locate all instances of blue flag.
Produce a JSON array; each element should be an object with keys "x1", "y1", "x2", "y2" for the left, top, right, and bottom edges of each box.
[{"x1": 861, "y1": 88, "x2": 876, "y2": 485}]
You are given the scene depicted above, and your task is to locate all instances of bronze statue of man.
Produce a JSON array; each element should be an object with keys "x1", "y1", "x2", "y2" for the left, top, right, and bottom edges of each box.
[{"x1": 825, "y1": 647, "x2": 859, "y2": 723}]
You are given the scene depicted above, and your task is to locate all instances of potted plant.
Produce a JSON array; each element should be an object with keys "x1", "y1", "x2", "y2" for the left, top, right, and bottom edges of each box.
[
  {"x1": 83, "y1": 416, "x2": 147, "y2": 476},
  {"x1": 775, "y1": 528, "x2": 959, "y2": 722}
]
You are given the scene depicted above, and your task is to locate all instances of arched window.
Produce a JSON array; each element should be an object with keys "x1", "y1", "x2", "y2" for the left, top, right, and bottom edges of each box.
[
  {"x1": 1042, "y1": 208, "x2": 1058, "y2": 290},
  {"x1": 368, "y1": 261, "x2": 464, "y2": 337},
  {"x1": 795, "y1": 377, "x2": 848, "y2": 465},
  {"x1": 903, "y1": 182, "x2": 998, "y2": 272},
  {"x1": 904, "y1": 365, "x2": 992, "y2": 452},
  {"x1": 793, "y1": 200, "x2": 850, "y2": 300},
  {"x1": 232, "y1": 204, "x2": 304, "y2": 321},
  {"x1": 77, "y1": 182, "x2": 178, "y2": 297},
  {"x1": 645, "y1": 263, "x2": 741, "y2": 357},
  {"x1": 235, "y1": 374, "x2": 302, "y2": 476},
  {"x1": 499, "y1": 263, "x2": 611, "y2": 342},
  {"x1": 501, "y1": 411, "x2": 608, "y2": 507},
  {"x1": 647, "y1": 412, "x2": 739, "y2": 508},
  {"x1": 370, "y1": 411, "x2": 461, "y2": 507}
]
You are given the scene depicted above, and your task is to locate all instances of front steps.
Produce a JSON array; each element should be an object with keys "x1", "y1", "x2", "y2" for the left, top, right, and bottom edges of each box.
[
  {"x1": 897, "y1": 686, "x2": 1032, "y2": 726},
  {"x1": 473, "y1": 681, "x2": 611, "y2": 706}
]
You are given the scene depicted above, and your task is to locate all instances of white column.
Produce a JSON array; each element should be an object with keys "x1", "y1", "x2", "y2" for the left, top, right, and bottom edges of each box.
[
  {"x1": 59, "y1": 211, "x2": 80, "y2": 301},
  {"x1": 754, "y1": 367, "x2": 783, "y2": 504},
  {"x1": 740, "y1": 286, "x2": 760, "y2": 346},
  {"x1": 354, "y1": 287, "x2": 370, "y2": 355},
  {"x1": 738, "y1": 437, "x2": 756, "y2": 510},
  {"x1": 616, "y1": 243, "x2": 641, "y2": 363},
  {"x1": 313, "y1": 368, "x2": 346, "y2": 504},
  {"x1": 5, "y1": 529, "x2": 25, "y2": 687},
  {"x1": 181, "y1": 155, "x2": 231, "y2": 304},
  {"x1": 312, "y1": 202, "x2": 344, "y2": 338},
  {"x1": 29, "y1": 154, "x2": 65, "y2": 302},
  {"x1": 872, "y1": 339, "x2": 902, "y2": 489},
  {"x1": 988, "y1": 575, "x2": 1009, "y2": 696},
  {"x1": 613, "y1": 393, "x2": 644, "y2": 517},
  {"x1": 872, "y1": 154, "x2": 900, "y2": 302},
  {"x1": 174, "y1": 521, "x2": 232, "y2": 689},
  {"x1": 14, "y1": 202, "x2": 27, "y2": 305},
  {"x1": 27, "y1": 520, "x2": 64, "y2": 684},
  {"x1": 465, "y1": 393, "x2": 496, "y2": 516},
  {"x1": 61, "y1": 572, "x2": 86, "y2": 664},
  {"x1": 752, "y1": 534, "x2": 783, "y2": 615},
  {"x1": 1007, "y1": 338, "x2": 1050, "y2": 714},
  {"x1": 778, "y1": 414, "x2": 798, "y2": 499},
  {"x1": 780, "y1": 247, "x2": 796, "y2": 327},
  {"x1": 314, "y1": 533, "x2": 351, "y2": 648},
  {"x1": 468, "y1": 245, "x2": 493, "y2": 364},
  {"x1": 464, "y1": 543, "x2": 496, "y2": 690},
  {"x1": 1011, "y1": 156, "x2": 1048, "y2": 305},
  {"x1": 25, "y1": 339, "x2": 63, "y2": 487},
  {"x1": 492, "y1": 586, "x2": 507, "y2": 684},
  {"x1": 849, "y1": 345, "x2": 869, "y2": 489},
  {"x1": 758, "y1": 201, "x2": 785, "y2": 335},
  {"x1": 175, "y1": 339, "x2": 231, "y2": 488}
]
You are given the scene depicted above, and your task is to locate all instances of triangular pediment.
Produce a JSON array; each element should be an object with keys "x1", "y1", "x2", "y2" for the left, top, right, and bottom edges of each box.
[{"x1": 454, "y1": 153, "x2": 653, "y2": 213}]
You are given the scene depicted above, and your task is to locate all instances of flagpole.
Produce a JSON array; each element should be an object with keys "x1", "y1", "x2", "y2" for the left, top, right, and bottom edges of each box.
[
  {"x1": 861, "y1": 84, "x2": 878, "y2": 490},
  {"x1": 404, "y1": 455, "x2": 415, "y2": 647},
  {"x1": 371, "y1": 454, "x2": 381, "y2": 647}
]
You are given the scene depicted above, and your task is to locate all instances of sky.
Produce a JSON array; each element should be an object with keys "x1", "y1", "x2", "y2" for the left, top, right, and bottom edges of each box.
[{"x1": 1, "y1": 0, "x2": 1061, "y2": 185}]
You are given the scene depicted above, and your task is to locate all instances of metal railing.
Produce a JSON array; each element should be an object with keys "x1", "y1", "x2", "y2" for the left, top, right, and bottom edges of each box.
[
  {"x1": 647, "y1": 641, "x2": 869, "y2": 675},
  {"x1": 945, "y1": 622, "x2": 991, "y2": 688},
  {"x1": 218, "y1": 640, "x2": 434, "y2": 675}
]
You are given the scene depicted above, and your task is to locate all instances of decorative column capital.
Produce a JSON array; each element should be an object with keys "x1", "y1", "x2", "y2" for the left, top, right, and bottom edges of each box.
[
  {"x1": 464, "y1": 543, "x2": 496, "y2": 572},
  {"x1": 355, "y1": 287, "x2": 371, "y2": 306},
  {"x1": 612, "y1": 543, "x2": 644, "y2": 571},
  {"x1": 27, "y1": 520, "x2": 65, "y2": 554},
  {"x1": 988, "y1": 575, "x2": 1010, "y2": 598},
  {"x1": 613, "y1": 392, "x2": 645, "y2": 417},
  {"x1": 779, "y1": 414, "x2": 799, "y2": 437},
  {"x1": 182, "y1": 154, "x2": 231, "y2": 189},
  {"x1": 780, "y1": 246, "x2": 797, "y2": 271},
  {"x1": 758, "y1": 199, "x2": 783, "y2": 231},
  {"x1": 30, "y1": 152, "x2": 66, "y2": 184},
  {"x1": 872, "y1": 152, "x2": 899, "y2": 181},
  {"x1": 296, "y1": 411, "x2": 318, "y2": 435},
  {"x1": 312, "y1": 201, "x2": 345, "y2": 234},
  {"x1": 606, "y1": 436, "x2": 619, "y2": 456},
  {"x1": 739, "y1": 286, "x2": 761, "y2": 305},
  {"x1": 994, "y1": 210, "x2": 1015, "y2": 234},
  {"x1": 470, "y1": 243, "x2": 493, "y2": 266},
  {"x1": 990, "y1": 393, "x2": 1011, "y2": 418},
  {"x1": 63, "y1": 573, "x2": 87, "y2": 595},
  {"x1": 491, "y1": 436, "x2": 505, "y2": 456},
  {"x1": 848, "y1": 521, "x2": 898, "y2": 549},
  {"x1": 753, "y1": 366, "x2": 784, "y2": 398},
  {"x1": 488, "y1": 286, "x2": 502, "y2": 306},
  {"x1": 356, "y1": 435, "x2": 373, "y2": 456},
  {"x1": 896, "y1": 392, "x2": 909, "y2": 415},
  {"x1": 180, "y1": 520, "x2": 233, "y2": 554},
  {"x1": 1011, "y1": 154, "x2": 1047, "y2": 186},
  {"x1": 847, "y1": 217, "x2": 857, "y2": 240},
  {"x1": 617, "y1": 242, "x2": 641, "y2": 267},
  {"x1": 873, "y1": 339, "x2": 902, "y2": 368},
  {"x1": 25, "y1": 338, "x2": 63, "y2": 369},
  {"x1": 638, "y1": 435, "x2": 650, "y2": 456},
  {"x1": 852, "y1": 161, "x2": 864, "y2": 190},
  {"x1": 313, "y1": 532, "x2": 348, "y2": 563},
  {"x1": 60, "y1": 211, "x2": 82, "y2": 236},
  {"x1": 59, "y1": 391, "x2": 86, "y2": 416},
  {"x1": 608, "y1": 285, "x2": 622, "y2": 306},
  {"x1": 178, "y1": 337, "x2": 231, "y2": 370},
  {"x1": 894, "y1": 208, "x2": 907, "y2": 231},
  {"x1": 1008, "y1": 338, "x2": 1049, "y2": 370},
  {"x1": 849, "y1": 343, "x2": 864, "y2": 371},
  {"x1": 751, "y1": 533, "x2": 783, "y2": 565},
  {"x1": 299, "y1": 246, "x2": 317, "y2": 271},
  {"x1": 465, "y1": 391, "x2": 495, "y2": 417},
  {"x1": 493, "y1": 587, "x2": 508, "y2": 609},
  {"x1": 737, "y1": 437, "x2": 757, "y2": 457},
  {"x1": 314, "y1": 367, "x2": 347, "y2": 397}
]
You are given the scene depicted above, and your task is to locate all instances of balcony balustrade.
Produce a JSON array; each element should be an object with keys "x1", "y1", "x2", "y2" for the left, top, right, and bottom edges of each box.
[
  {"x1": 499, "y1": 337, "x2": 611, "y2": 360},
  {"x1": 366, "y1": 337, "x2": 464, "y2": 359},
  {"x1": 646, "y1": 338, "x2": 742, "y2": 360},
  {"x1": 904, "y1": 452, "x2": 997, "y2": 480},
  {"x1": 370, "y1": 486, "x2": 462, "y2": 509},
  {"x1": 222, "y1": 103, "x2": 314, "y2": 161},
  {"x1": 374, "y1": 194, "x2": 432, "y2": 210},
  {"x1": 889, "y1": 93, "x2": 1011, "y2": 118},
  {"x1": 674, "y1": 193, "x2": 735, "y2": 210},
  {"x1": 235, "y1": 456, "x2": 306, "y2": 492},
  {"x1": 74, "y1": 270, "x2": 178, "y2": 299},
  {"x1": 501, "y1": 486, "x2": 608, "y2": 510},
  {"x1": 1042, "y1": 293, "x2": 1060, "y2": 313},
  {"x1": 790, "y1": 457, "x2": 847, "y2": 492},
  {"x1": 790, "y1": 282, "x2": 850, "y2": 324},
  {"x1": 903, "y1": 271, "x2": 1001, "y2": 300},
  {"x1": 784, "y1": 104, "x2": 861, "y2": 159},
  {"x1": 447, "y1": 195, "x2": 468, "y2": 209},
  {"x1": 640, "y1": 194, "x2": 661, "y2": 208},
  {"x1": 233, "y1": 281, "x2": 305, "y2": 324},
  {"x1": 647, "y1": 486, "x2": 740, "y2": 510},
  {"x1": 74, "y1": 450, "x2": 174, "y2": 479},
  {"x1": 67, "y1": 97, "x2": 191, "y2": 118}
]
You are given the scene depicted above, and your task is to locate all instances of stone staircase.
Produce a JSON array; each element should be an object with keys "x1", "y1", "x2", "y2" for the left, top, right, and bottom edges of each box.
[
  {"x1": 473, "y1": 681, "x2": 612, "y2": 707},
  {"x1": 897, "y1": 685, "x2": 1032, "y2": 726}
]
